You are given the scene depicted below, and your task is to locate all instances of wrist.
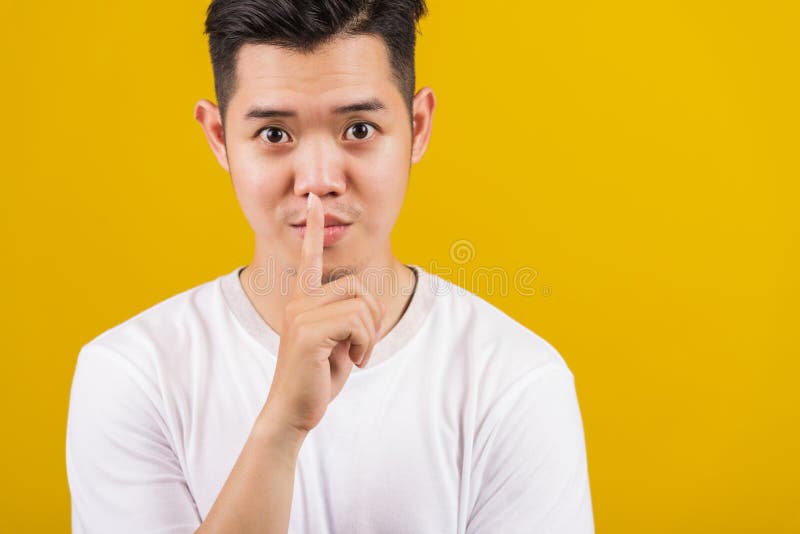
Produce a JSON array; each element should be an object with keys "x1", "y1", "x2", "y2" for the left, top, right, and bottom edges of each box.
[{"x1": 253, "y1": 406, "x2": 308, "y2": 458}]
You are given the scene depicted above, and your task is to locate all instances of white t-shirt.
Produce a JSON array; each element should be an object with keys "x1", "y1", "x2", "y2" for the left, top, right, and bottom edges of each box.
[{"x1": 66, "y1": 264, "x2": 595, "y2": 533}]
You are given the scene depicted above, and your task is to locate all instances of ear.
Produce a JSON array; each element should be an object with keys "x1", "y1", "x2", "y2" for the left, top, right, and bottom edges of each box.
[
  {"x1": 194, "y1": 99, "x2": 230, "y2": 173},
  {"x1": 410, "y1": 86, "x2": 436, "y2": 164}
]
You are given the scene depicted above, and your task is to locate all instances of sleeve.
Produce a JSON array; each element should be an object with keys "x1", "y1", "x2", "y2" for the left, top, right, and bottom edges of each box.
[
  {"x1": 65, "y1": 343, "x2": 202, "y2": 534},
  {"x1": 466, "y1": 363, "x2": 595, "y2": 534}
]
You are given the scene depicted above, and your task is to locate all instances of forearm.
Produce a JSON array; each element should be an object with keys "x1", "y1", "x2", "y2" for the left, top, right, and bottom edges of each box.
[{"x1": 196, "y1": 408, "x2": 307, "y2": 534}]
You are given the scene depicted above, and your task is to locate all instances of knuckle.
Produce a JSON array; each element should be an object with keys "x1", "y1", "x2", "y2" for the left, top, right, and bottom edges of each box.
[
  {"x1": 361, "y1": 299, "x2": 376, "y2": 323},
  {"x1": 352, "y1": 276, "x2": 366, "y2": 294},
  {"x1": 342, "y1": 274, "x2": 363, "y2": 295},
  {"x1": 363, "y1": 315, "x2": 375, "y2": 345},
  {"x1": 348, "y1": 312, "x2": 362, "y2": 332},
  {"x1": 357, "y1": 315, "x2": 371, "y2": 342},
  {"x1": 361, "y1": 290, "x2": 377, "y2": 311},
  {"x1": 356, "y1": 297, "x2": 371, "y2": 315}
]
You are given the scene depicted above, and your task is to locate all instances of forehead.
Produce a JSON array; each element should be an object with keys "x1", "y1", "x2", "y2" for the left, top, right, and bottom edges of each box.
[{"x1": 231, "y1": 35, "x2": 398, "y2": 115}]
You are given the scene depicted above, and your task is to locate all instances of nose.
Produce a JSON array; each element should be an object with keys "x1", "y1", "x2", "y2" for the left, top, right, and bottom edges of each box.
[{"x1": 292, "y1": 135, "x2": 347, "y2": 199}]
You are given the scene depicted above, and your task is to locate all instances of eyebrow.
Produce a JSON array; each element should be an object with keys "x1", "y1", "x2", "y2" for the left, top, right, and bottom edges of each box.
[{"x1": 244, "y1": 98, "x2": 387, "y2": 120}]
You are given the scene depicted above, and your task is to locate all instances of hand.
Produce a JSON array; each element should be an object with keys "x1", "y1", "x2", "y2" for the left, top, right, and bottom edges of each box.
[{"x1": 262, "y1": 192, "x2": 385, "y2": 435}]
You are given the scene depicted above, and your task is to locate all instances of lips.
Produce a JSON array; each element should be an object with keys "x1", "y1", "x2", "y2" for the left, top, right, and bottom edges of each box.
[{"x1": 291, "y1": 222, "x2": 351, "y2": 246}]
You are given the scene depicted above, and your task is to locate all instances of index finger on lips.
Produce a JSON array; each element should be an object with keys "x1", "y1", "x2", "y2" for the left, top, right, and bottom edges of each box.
[{"x1": 294, "y1": 192, "x2": 324, "y2": 298}]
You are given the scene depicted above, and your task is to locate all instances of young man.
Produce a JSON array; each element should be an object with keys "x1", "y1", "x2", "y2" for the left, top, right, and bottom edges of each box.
[{"x1": 66, "y1": 1, "x2": 595, "y2": 533}]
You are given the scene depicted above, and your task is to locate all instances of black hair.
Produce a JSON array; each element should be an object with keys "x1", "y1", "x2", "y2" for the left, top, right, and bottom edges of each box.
[{"x1": 204, "y1": 0, "x2": 428, "y2": 128}]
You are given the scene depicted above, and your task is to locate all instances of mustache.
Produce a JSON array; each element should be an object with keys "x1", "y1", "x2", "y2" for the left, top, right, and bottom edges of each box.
[{"x1": 284, "y1": 200, "x2": 363, "y2": 224}]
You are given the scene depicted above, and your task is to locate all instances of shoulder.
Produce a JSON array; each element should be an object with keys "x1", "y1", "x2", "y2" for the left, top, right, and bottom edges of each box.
[
  {"x1": 423, "y1": 269, "x2": 569, "y2": 371},
  {"x1": 75, "y1": 269, "x2": 232, "y2": 381},
  {"x1": 416, "y1": 267, "x2": 574, "y2": 406}
]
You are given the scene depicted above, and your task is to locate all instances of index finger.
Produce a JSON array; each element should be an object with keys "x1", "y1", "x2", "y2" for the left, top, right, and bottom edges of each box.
[{"x1": 294, "y1": 192, "x2": 324, "y2": 297}]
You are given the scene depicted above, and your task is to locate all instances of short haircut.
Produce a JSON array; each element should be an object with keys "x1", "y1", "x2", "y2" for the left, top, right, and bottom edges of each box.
[{"x1": 204, "y1": 0, "x2": 429, "y2": 129}]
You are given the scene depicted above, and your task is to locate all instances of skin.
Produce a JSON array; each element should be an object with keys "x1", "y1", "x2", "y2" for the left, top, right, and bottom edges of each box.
[
  {"x1": 192, "y1": 33, "x2": 436, "y2": 532},
  {"x1": 194, "y1": 34, "x2": 436, "y2": 339},
  {"x1": 197, "y1": 192, "x2": 387, "y2": 533}
]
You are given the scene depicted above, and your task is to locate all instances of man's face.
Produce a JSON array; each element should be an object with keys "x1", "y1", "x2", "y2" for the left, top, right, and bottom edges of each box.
[{"x1": 203, "y1": 34, "x2": 430, "y2": 279}]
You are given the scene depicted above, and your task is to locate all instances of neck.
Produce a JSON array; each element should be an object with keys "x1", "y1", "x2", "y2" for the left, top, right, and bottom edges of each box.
[{"x1": 238, "y1": 255, "x2": 417, "y2": 341}]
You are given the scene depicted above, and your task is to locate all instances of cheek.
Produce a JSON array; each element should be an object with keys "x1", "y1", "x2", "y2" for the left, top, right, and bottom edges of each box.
[
  {"x1": 355, "y1": 140, "x2": 410, "y2": 231},
  {"x1": 228, "y1": 145, "x2": 286, "y2": 232}
]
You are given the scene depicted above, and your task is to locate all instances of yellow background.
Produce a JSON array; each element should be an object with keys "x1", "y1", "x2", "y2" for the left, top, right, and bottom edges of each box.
[{"x1": 3, "y1": 1, "x2": 798, "y2": 532}]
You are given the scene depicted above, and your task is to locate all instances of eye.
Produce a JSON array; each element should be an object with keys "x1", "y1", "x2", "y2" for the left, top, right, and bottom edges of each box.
[
  {"x1": 344, "y1": 122, "x2": 376, "y2": 141},
  {"x1": 258, "y1": 126, "x2": 291, "y2": 144}
]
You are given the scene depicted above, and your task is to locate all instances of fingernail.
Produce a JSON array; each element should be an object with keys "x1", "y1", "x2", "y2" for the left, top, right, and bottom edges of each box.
[{"x1": 307, "y1": 192, "x2": 314, "y2": 213}]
